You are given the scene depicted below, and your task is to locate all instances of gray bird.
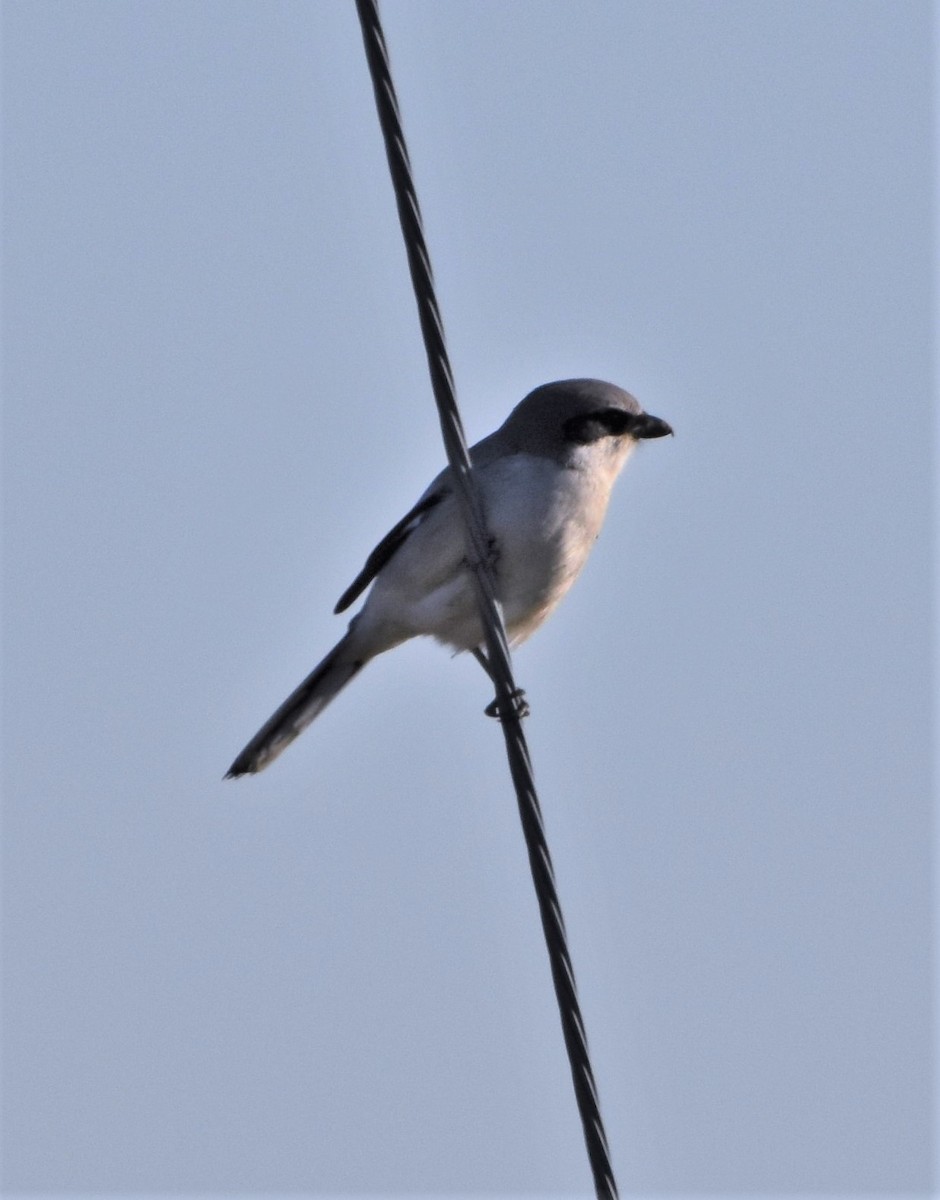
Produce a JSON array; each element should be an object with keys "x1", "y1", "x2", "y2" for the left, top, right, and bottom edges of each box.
[{"x1": 226, "y1": 378, "x2": 671, "y2": 776}]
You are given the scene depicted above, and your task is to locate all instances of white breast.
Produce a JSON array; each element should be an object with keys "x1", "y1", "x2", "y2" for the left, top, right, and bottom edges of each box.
[
  {"x1": 355, "y1": 443, "x2": 633, "y2": 655},
  {"x1": 480, "y1": 445, "x2": 633, "y2": 644}
]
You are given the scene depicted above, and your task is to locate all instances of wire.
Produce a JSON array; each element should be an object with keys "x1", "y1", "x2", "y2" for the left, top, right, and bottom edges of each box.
[{"x1": 353, "y1": 3, "x2": 619, "y2": 1195}]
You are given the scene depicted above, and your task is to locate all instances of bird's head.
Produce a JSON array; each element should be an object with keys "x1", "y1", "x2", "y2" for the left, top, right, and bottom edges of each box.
[{"x1": 500, "y1": 378, "x2": 673, "y2": 462}]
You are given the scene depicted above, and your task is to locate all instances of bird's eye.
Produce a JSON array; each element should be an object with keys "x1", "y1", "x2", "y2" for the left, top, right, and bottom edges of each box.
[{"x1": 563, "y1": 409, "x2": 634, "y2": 444}]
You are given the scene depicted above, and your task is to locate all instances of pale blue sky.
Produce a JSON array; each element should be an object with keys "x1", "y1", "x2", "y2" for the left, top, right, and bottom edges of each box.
[{"x1": 2, "y1": 1, "x2": 934, "y2": 1195}]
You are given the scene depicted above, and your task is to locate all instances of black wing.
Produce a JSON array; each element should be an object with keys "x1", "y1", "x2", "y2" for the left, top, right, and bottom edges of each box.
[{"x1": 333, "y1": 488, "x2": 446, "y2": 614}]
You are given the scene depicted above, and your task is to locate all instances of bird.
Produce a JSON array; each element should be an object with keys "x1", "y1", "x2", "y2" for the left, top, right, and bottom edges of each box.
[{"x1": 226, "y1": 378, "x2": 672, "y2": 777}]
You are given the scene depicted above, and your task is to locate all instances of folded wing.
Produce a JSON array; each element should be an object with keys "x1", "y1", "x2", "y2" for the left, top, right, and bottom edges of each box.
[{"x1": 333, "y1": 486, "x2": 446, "y2": 614}]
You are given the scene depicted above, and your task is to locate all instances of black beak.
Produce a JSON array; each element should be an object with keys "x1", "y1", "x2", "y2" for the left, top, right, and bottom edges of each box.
[{"x1": 632, "y1": 412, "x2": 673, "y2": 439}]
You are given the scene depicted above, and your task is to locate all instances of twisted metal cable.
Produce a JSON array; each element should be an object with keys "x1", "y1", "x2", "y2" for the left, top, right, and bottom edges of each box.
[{"x1": 354, "y1": 2, "x2": 618, "y2": 1195}]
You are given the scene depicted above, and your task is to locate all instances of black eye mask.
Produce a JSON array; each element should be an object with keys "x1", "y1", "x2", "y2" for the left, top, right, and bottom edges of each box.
[
  {"x1": 563, "y1": 408, "x2": 673, "y2": 444},
  {"x1": 562, "y1": 407, "x2": 637, "y2": 444}
]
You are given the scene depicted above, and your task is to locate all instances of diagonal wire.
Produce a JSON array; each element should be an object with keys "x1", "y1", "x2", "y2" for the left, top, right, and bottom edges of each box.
[{"x1": 353, "y1": 2, "x2": 618, "y2": 1196}]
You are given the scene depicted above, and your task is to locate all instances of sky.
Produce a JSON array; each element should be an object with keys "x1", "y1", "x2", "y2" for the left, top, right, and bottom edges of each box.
[{"x1": 1, "y1": 1, "x2": 935, "y2": 1196}]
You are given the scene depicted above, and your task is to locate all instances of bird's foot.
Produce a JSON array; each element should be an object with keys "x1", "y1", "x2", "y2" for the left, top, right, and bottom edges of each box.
[
  {"x1": 462, "y1": 536, "x2": 500, "y2": 575},
  {"x1": 484, "y1": 688, "x2": 530, "y2": 722}
]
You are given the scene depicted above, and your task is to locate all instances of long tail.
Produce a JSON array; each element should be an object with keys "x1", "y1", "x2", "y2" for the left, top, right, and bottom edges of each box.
[{"x1": 226, "y1": 633, "x2": 366, "y2": 777}]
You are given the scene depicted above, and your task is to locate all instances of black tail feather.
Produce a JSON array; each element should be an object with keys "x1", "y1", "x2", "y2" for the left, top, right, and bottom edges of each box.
[{"x1": 226, "y1": 636, "x2": 364, "y2": 777}]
